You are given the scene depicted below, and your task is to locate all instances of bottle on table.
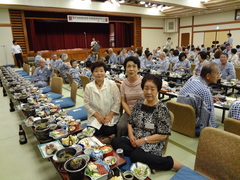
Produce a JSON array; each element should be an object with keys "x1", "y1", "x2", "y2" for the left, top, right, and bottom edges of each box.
[{"x1": 19, "y1": 124, "x2": 27, "y2": 144}]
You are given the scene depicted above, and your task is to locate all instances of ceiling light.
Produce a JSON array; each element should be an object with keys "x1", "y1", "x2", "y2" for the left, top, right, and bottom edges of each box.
[
  {"x1": 119, "y1": 0, "x2": 125, "y2": 3},
  {"x1": 140, "y1": 1, "x2": 145, "y2": 5}
]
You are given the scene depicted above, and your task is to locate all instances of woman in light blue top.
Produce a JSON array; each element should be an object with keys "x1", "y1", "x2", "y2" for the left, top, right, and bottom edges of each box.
[
  {"x1": 173, "y1": 53, "x2": 190, "y2": 73},
  {"x1": 142, "y1": 53, "x2": 154, "y2": 69}
]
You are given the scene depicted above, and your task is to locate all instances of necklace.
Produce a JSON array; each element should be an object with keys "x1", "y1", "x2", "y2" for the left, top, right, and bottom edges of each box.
[{"x1": 95, "y1": 81, "x2": 104, "y2": 88}]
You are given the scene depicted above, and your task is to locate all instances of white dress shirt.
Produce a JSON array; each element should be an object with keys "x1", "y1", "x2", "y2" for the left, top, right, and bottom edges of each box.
[
  {"x1": 84, "y1": 78, "x2": 121, "y2": 129},
  {"x1": 11, "y1": 45, "x2": 22, "y2": 55}
]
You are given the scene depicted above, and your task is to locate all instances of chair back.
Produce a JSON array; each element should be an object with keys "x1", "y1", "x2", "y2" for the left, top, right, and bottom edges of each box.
[
  {"x1": 195, "y1": 127, "x2": 240, "y2": 180},
  {"x1": 190, "y1": 64, "x2": 196, "y2": 75},
  {"x1": 22, "y1": 63, "x2": 27, "y2": 71},
  {"x1": 51, "y1": 77, "x2": 63, "y2": 95},
  {"x1": 53, "y1": 68, "x2": 58, "y2": 75},
  {"x1": 166, "y1": 101, "x2": 196, "y2": 137},
  {"x1": 162, "y1": 111, "x2": 174, "y2": 155},
  {"x1": 235, "y1": 67, "x2": 240, "y2": 80},
  {"x1": 58, "y1": 70, "x2": 67, "y2": 84},
  {"x1": 26, "y1": 64, "x2": 31, "y2": 75},
  {"x1": 170, "y1": 62, "x2": 175, "y2": 71},
  {"x1": 224, "y1": 117, "x2": 240, "y2": 136},
  {"x1": 66, "y1": 72, "x2": 73, "y2": 87},
  {"x1": 71, "y1": 81, "x2": 78, "y2": 103},
  {"x1": 80, "y1": 75, "x2": 91, "y2": 90},
  {"x1": 31, "y1": 66, "x2": 36, "y2": 75}
]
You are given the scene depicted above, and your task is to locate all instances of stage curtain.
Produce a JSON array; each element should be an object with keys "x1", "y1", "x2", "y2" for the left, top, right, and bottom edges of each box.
[
  {"x1": 27, "y1": 20, "x2": 110, "y2": 51},
  {"x1": 115, "y1": 22, "x2": 133, "y2": 47}
]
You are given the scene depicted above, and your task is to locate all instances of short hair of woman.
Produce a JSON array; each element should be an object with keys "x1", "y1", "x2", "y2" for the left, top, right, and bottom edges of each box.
[
  {"x1": 198, "y1": 51, "x2": 207, "y2": 60},
  {"x1": 163, "y1": 49, "x2": 168, "y2": 53},
  {"x1": 179, "y1": 52, "x2": 187, "y2": 61},
  {"x1": 214, "y1": 50, "x2": 222, "y2": 59},
  {"x1": 70, "y1": 59, "x2": 77, "y2": 66},
  {"x1": 231, "y1": 48, "x2": 237, "y2": 54},
  {"x1": 173, "y1": 50, "x2": 179, "y2": 56},
  {"x1": 136, "y1": 49, "x2": 142, "y2": 56},
  {"x1": 85, "y1": 60, "x2": 92, "y2": 68},
  {"x1": 123, "y1": 56, "x2": 140, "y2": 70},
  {"x1": 141, "y1": 74, "x2": 162, "y2": 92},
  {"x1": 91, "y1": 61, "x2": 107, "y2": 73},
  {"x1": 146, "y1": 53, "x2": 152, "y2": 59}
]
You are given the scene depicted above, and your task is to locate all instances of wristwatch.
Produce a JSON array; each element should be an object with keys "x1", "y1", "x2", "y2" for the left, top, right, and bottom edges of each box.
[{"x1": 144, "y1": 137, "x2": 148, "y2": 143}]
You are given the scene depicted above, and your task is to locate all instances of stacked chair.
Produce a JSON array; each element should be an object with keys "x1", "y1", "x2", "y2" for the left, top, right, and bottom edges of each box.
[
  {"x1": 171, "y1": 127, "x2": 240, "y2": 180},
  {"x1": 51, "y1": 81, "x2": 78, "y2": 108}
]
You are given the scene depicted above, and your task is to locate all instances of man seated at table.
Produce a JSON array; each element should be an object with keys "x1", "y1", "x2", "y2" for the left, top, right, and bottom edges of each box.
[
  {"x1": 32, "y1": 58, "x2": 53, "y2": 88},
  {"x1": 50, "y1": 53, "x2": 58, "y2": 69},
  {"x1": 154, "y1": 52, "x2": 170, "y2": 72},
  {"x1": 34, "y1": 51, "x2": 42, "y2": 67},
  {"x1": 228, "y1": 101, "x2": 240, "y2": 120},
  {"x1": 108, "y1": 48, "x2": 118, "y2": 65},
  {"x1": 178, "y1": 62, "x2": 219, "y2": 128}
]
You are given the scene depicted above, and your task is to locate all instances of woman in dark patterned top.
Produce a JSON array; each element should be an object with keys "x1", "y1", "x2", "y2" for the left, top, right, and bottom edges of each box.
[{"x1": 111, "y1": 74, "x2": 184, "y2": 171}]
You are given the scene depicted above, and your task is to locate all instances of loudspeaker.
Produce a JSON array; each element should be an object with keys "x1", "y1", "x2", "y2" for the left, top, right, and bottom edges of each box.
[
  {"x1": 164, "y1": 19, "x2": 178, "y2": 33},
  {"x1": 92, "y1": 43, "x2": 101, "y2": 52}
]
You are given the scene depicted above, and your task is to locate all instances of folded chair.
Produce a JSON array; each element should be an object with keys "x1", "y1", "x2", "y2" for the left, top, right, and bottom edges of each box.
[
  {"x1": 80, "y1": 75, "x2": 90, "y2": 90},
  {"x1": 166, "y1": 101, "x2": 196, "y2": 138},
  {"x1": 52, "y1": 81, "x2": 78, "y2": 108},
  {"x1": 224, "y1": 117, "x2": 240, "y2": 136},
  {"x1": 171, "y1": 127, "x2": 240, "y2": 180},
  {"x1": 66, "y1": 72, "x2": 73, "y2": 87},
  {"x1": 46, "y1": 77, "x2": 63, "y2": 100}
]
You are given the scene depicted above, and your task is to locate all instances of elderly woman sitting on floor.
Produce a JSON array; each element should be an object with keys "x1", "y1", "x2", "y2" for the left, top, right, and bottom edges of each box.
[{"x1": 112, "y1": 74, "x2": 184, "y2": 171}]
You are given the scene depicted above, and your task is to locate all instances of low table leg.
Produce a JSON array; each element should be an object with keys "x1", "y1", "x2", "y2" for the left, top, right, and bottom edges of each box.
[
  {"x1": 3, "y1": 86, "x2": 7, "y2": 96},
  {"x1": 9, "y1": 99, "x2": 15, "y2": 112},
  {"x1": 221, "y1": 109, "x2": 226, "y2": 123}
]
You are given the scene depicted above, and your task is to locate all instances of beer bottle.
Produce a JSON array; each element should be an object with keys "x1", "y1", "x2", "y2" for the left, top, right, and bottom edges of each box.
[{"x1": 19, "y1": 124, "x2": 27, "y2": 144}]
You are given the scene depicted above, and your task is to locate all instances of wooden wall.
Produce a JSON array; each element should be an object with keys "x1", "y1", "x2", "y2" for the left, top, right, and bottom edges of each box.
[{"x1": 28, "y1": 47, "x2": 134, "y2": 61}]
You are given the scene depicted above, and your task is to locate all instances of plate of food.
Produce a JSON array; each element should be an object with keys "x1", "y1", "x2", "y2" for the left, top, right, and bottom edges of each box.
[
  {"x1": 82, "y1": 127, "x2": 95, "y2": 137},
  {"x1": 37, "y1": 140, "x2": 64, "y2": 158},
  {"x1": 103, "y1": 156, "x2": 117, "y2": 166},
  {"x1": 130, "y1": 162, "x2": 151, "y2": 180},
  {"x1": 49, "y1": 129, "x2": 68, "y2": 139},
  {"x1": 84, "y1": 160, "x2": 110, "y2": 180},
  {"x1": 61, "y1": 135, "x2": 79, "y2": 146},
  {"x1": 79, "y1": 137, "x2": 105, "y2": 149}
]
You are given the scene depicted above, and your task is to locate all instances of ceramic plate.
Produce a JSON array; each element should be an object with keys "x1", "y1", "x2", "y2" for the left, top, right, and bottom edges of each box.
[
  {"x1": 37, "y1": 140, "x2": 64, "y2": 158},
  {"x1": 84, "y1": 159, "x2": 110, "y2": 180}
]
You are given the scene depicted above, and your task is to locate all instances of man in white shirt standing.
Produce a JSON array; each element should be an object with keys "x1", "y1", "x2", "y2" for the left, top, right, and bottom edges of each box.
[{"x1": 11, "y1": 40, "x2": 23, "y2": 68}]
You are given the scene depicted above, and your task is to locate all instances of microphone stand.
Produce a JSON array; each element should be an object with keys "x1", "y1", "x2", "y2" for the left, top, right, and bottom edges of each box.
[{"x1": 84, "y1": 32, "x2": 87, "y2": 49}]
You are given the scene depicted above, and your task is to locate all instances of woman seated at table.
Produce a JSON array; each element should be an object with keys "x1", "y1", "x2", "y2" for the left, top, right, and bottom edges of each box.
[
  {"x1": 173, "y1": 52, "x2": 190, "y2": 73},
  {"x1": 69, "y1": 59, "x2": 82, "y2": 88},
  {"x1": 117, "y1": 56, "x2": 144, "y2": 137},
  {"x1": 142, "y1": 53, "x2": 154, "y2": 69},
  {"x1": 84, "y1": 61, "x2": 121, "y2": 137},
  {"x1": 193, "y1": 51, "x2": 208, "y2": 76},
  {"x1": 218, "y1": 53, "x2": 236, "y2": 81},
  {"x1": 112, "y1": 74, "x2": 184, "y2": 171}
]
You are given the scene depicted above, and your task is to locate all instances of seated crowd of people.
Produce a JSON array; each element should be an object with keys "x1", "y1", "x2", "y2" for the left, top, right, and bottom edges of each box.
[{"x1": 29, "y1": 41, "x2": 240, "y2": 172}]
